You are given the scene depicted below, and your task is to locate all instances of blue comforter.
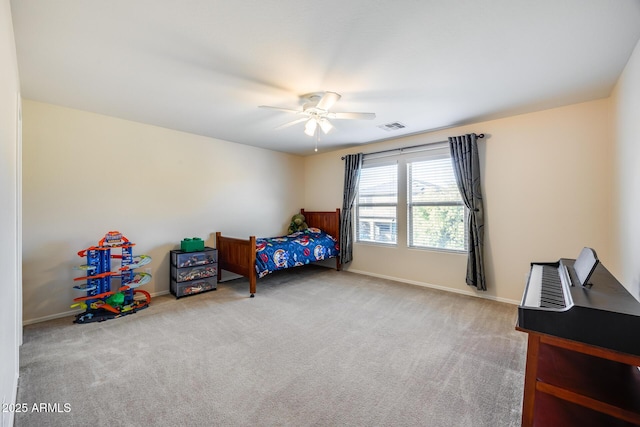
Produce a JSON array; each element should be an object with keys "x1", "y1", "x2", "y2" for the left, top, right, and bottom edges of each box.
[{"x1": 255, "y1": 228, "x2": 339, "y2": 278}]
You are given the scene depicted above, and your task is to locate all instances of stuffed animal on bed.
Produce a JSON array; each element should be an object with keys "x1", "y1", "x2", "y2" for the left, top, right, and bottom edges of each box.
[{"x1": 287, "y1": 213, "x2": 308, "y2": 234}]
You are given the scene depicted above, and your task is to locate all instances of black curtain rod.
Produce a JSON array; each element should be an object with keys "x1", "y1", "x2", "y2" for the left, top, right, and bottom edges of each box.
[{"x1": 341, "y1": 133, "x2": 485, "y2": 160}]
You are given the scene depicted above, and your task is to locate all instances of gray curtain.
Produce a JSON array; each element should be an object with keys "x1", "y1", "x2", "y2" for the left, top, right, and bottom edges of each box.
[
  {"x1": 340, "y1": 153, "x2": 363, "y2": 264},
  {"x1": 449, "y1": 134, "x2": 485, "y2": 291}
]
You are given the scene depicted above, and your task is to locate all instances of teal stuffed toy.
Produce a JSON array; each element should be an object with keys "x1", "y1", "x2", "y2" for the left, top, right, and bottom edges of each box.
[{"x1": 287, "y1": 213, "x2": 308, "y2": 234}]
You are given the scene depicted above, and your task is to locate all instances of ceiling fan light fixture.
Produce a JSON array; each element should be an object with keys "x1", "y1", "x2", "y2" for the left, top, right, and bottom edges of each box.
[
  {"x1": 304, "y1": 119, "x2": 317, "y2": 136},
  {"x1": 261, "y1": 91, "x2": 376, "y2": 143},
  {"x1": 318, "y1": 118, "x2": 333, "y2": 134}
]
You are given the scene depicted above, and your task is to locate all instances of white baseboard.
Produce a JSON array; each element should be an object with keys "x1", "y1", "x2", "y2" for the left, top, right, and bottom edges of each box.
[
  {"x1": 347, "y1": 268, "x2": 521, "y2": 305},
  {"x1": 22, "y1": 308, "x2": 83, "y2": 326},
  {"x1": 22, "y1": 289, "x2": 171, "y2": 326}
]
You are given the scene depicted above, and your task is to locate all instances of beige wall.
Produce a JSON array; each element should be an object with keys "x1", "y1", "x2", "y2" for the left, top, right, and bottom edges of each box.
[
  {"x1": 19, "y1": 43, "x2": 638, "y2": 320},
  {"x1": 305, "y1": 98, "x2": 614, "y2": 303},
  {"x1": 21, "y1": 93, "x2": 623, "y2": 320},
  {"x1": 22, "y1": 100, "x2": 305, "y2": 323},
  {"x1": 1, "y1": 0, "x2": 21, "y2": 424},
  {"x1": 613, "y1": 37, "x2": 640, "y2": 301}
]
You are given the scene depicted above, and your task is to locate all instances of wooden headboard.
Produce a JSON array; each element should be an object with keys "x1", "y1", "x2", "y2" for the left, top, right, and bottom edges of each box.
[{"x1": 301, "y1": 208, "x2": 341, "y2": 241}]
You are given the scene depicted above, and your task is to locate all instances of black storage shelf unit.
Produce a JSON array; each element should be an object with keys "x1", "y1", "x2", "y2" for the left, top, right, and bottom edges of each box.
[{"x1": 170, "y1": 247, "x2": 218, "y2": 298}]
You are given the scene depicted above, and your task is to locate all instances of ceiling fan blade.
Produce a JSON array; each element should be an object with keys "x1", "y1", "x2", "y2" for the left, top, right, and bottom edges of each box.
[
  {"x1": 329, "y1": 112, "x2": 376, "y2": 120},
  {"x1": 316, "y1": 92, "x2": 341, "y2": 111},
  {"x1": 274, "y1": 117, "x2": 308, "y2": 130},
  {"x1": 259, "y1": 105, "x2": 304, "y2": 114}
]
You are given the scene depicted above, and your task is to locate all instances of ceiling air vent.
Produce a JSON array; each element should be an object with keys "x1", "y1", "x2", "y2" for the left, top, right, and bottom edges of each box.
[{"x1": 378, "y1": 121, "x2": 406, "y2": 131}]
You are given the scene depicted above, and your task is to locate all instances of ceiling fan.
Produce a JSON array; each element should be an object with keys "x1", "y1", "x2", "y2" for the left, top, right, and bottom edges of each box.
[{"x1": 259, "y1": 92, "x2": 376, "y2": 136}]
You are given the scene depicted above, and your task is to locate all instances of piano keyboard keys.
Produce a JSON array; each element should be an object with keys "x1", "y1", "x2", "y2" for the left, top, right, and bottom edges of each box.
[{"x1": 540, "y1": 265, "x2": 566, "y2": 308}]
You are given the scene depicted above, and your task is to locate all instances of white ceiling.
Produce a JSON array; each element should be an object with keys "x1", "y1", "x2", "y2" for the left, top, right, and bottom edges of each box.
[{"x1": 11, "y1": 0, "x2": 640, "y2": 155}]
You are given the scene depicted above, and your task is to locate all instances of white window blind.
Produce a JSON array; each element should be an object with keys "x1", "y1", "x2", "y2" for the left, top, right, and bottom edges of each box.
[
  {"x1": 407, "y1": 156, "x2": 466, "y2": 251},
  {"x1": 356, "y1": 162, "x2": 397, "y2": 244}
]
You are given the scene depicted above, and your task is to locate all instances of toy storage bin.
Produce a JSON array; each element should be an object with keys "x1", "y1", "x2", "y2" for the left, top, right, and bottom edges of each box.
[
  {"x1": 171, "y1": 247, "x2": 217, "y2": 268},
  {"x1": 171, "y1": 277, "x2": 217, "y2": 298},
  {"x1": 181, "y1": 237, "x2": 205, "y2": 252},
  {"x1": 169, "y1": 247, "x2": 218, "y2": 299},
  {"x1": 171, "y1": 264, "x2": 217, "y2": 283}
]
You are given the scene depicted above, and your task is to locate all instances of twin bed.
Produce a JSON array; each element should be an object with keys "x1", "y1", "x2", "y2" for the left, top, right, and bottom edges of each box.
[{"x1": 215, "y1": 209, "x2": 341, "y2": 297}]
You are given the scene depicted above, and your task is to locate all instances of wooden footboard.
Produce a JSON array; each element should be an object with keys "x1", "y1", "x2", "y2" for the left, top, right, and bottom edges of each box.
[
  {"x1": 215, "y1": 208, "x2": 341, "y2": 297},
  {"x1": 215, "y1": 232, "x2": 257, "y2": 296}
]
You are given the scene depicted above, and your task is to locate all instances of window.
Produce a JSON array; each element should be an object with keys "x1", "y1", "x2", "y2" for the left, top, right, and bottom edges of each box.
[
  {"x1": 356, "y1": 162, "x2": 397, "y2": 244},
  {"x1": 407, "y1": 156, "x2": 466, "y2": 251},
  {"x1": 355, "y1": 144, "x2": 467, "y2": 252}
]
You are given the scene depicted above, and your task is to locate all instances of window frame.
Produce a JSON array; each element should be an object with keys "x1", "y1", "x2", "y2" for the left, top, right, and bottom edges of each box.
[
  {"x1": 355, "y1": 159, "x2": 398, "y2": 246},
  {"x1": 406, "y1": 153, "x2": 468, "y2": 252},
  {"x1": 354, "y1": 144, "x2": 468, "y2": 253}
]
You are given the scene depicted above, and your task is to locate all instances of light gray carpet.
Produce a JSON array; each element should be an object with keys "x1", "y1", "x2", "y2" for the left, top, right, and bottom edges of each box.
[{"x1": 15, "y1": 266, "x2": 526, "y2": 426}]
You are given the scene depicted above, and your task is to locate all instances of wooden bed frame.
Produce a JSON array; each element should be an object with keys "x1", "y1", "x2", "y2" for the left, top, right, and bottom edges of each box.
[{"x1": 215, "y1": 209, "x2": 341, "y2": 297}]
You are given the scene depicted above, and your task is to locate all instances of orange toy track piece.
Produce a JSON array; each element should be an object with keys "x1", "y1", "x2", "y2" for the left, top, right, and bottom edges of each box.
[
  {"x1": 77, "y1": 231, "x2": 134, "y2": 257},
  {"x1": 83, "y1": 288, "x2": 147, "y2": 315},
  {"x1": 96, "y1": 302, "x2": 120, "y2": 314},
  {"x1": 77, "y1": 246, "x2": 108, "y2": 257},
  {"x1": 73, "y1": 270, "x2": 118, "y2": 281},
  {"x1": 134, "y1": 289, "x2": 151, "y2": 303},
  {"x1": 77, "y1": 243, "x2": 135, "y2": 258},
  {"x1": 73, "y1": 285, "x2": 130, "y2": 302}
]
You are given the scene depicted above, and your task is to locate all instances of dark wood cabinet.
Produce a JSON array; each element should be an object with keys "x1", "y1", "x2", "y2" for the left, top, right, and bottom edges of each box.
[{"x1": 517, "y1": 328, "x2": 640, "y2": 426}]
